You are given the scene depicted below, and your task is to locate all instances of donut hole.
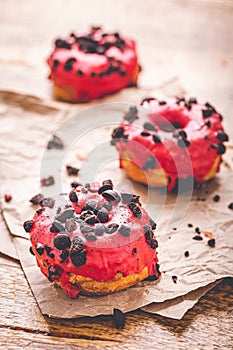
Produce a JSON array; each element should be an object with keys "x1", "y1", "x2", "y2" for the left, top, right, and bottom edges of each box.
[{"x1": 149, "y1": 111, "x2": 189, "y2": 131}]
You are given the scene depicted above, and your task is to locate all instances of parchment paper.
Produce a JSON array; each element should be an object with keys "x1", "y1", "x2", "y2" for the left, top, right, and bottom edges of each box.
[{"x1": 0, "y1": 81, "x2": 232, "y2": 319}]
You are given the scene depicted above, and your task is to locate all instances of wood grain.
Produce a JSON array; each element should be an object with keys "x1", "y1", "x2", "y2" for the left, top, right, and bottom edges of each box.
[
  {"x1": 0, "y1": 255, "x2": 232, "y2": 349},
  {"x1": 0, "y1": 0, "x2": 232, "y2": 348}
]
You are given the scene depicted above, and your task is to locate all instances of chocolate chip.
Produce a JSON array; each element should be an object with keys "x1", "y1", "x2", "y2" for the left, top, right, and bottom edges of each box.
[
  {"x1": 95, "y1": 224, "x2": 105, "y2": 236},
  {"x1": 50, "y1": 220, "x2": 66, "y2": 233},
  {"x1": 56, "y1": 208, "x2": 74, "y2": 222},
  {"x1": 30, "y1": 193, "x2": 44, "y2": 205},
  {"x1": 35, "y1": 243, "x2": 44, "y2": 256},
  {"x1": 82, "y1": 200, "x2": 98, "y2": 212},
  {"x1": 216, "y1": 131, "x2": 228, "y2": 142},
  {"x1": 102, "y1": 201, "x2": 112, "y2": 212},
  {"x1": 66, "y1": 165, "x2": 79, "y2": 176},
  {"x1": 202, "y1": 108, "x2": 214, "y2": 118},
  {"x1": 218, "y1": 114, "x2": 223, "y2": 121},
  {"x1": 80, "y1": 222, "x2": 95, "y2": 234},
  {"x1": 195, "y1": 227, "x2": 200, "y2": 233},
  {"x1": 80, "y1": 210, "x2": 94, "y2": 220},
  {"x1": 102, "y1": 189, "x2": 121, "y2": 203},
  {"x1": 146, "y1": 275, "x2": 158, "y2": 281},
  {"x1": 141, "y1": 131, "x2": 151, "y2": 137},
  {"x1": 213, "y1": 194, "x2": 220, "y2": 202},
  {"x1": 40, "y1": 197, "x2": 55, "y2": 209},
  {"x1": 111, "y1": 127, "x2": 124, "y2": 144},
  {"x1": 69, "y1": 190, "x2": 78, "y2": 203},
  {"x1": 205, "y1": 102, "x2": 216, "y2": 112},
  {"x1": 66, "y1": 58, "x2": 77, "y2": 65},
  {"x1": 192, "y1": 235, "x2": 203, "y2": 241},
  {"x1": 54, "y1": 233, "x2": 71, "y2": 250},
  {"x1": 121, "y1": 192, "x2": 133, "y2": 203},
  {"x1": 178, "y1": 138, "x2": 190, "y2": 148},
  {"x1": 55, "y1": 39, "x2": 71, "y2": 50},
  {"x1": 113, "y1": 309, "x2": 126, "y2": 329},
  {"x1": 23, "y1": 220, "x2": 34, "y2": 233},
  {"x1": 158, "y1": 100, "x2": 166, "y2": 105},
  {"x1": 132, "y1": 247, "x2": 137, "y2": 255},
  {"x1": 188, "y1": 223, "x2": 193, "y2": 228},
  {"x1": 142, "y1": 155, "x2": 156, "y2": 170},
  {"x1": 152, "y1": 134, "x2": 161, "y2": 143},
  {"x1": 4, "y1": 194, "x2": 12, "y2": 203},
  {"x1": 59, "y1": 250, "x2": 69, "y2": 262},
  {"x1": 185, "y1": 102, "x2": 192, "y2": 110},
  {"x1": 172, "y1": 276, "x2": 177, "y2": 284},
  {"x1": 70, "y1": 236, "x2": 84, "y2": 252},
  {"x1": 106, "y1": 223, "x2": 119, "y2": 234},
  {"x1": 48, "y1": 265, "x2": 61, "y2": 281},
  {"x1": 65, "y1": 218, "x2": 77, "y2": 231},
  {"x1": 77, "y1": 69, "x2": 84, "y2": 76},
  {"x1": 97, "y1": 208, "x2": 109, "y2": 223},
  {"x1": 205, "y1": 121, "x2": 211, "y2": 128},
  {"x1": 84, "y1": 231, "x2": 97, "y2": 241},
  {"x1": 143, "y1": 122, "x2": 155, "y2": 131},
  {"x1": 188, "y1": 97, "x2": 197, "y2": 104},
  {"x1": 29, "y1": 246, "x2": 35, "y2": 256},
  {"x1": 228, "y1": 202, "x2": 233, "y2": 210},
  {"x1": 64, "y1": 62, "x2": 73, "y2": 71},
  {"x1": 128, "y1": 202, "x2": 142, "y2": 218},
  {"x1": 217, "y1": 144, "x2": 226, "y2": 155},
  {"x1": 184, "y1": 251, "x2": 189, "y2": 257},
  {"x1": 36, "y1": 208, "x2": 45, "y2": 216},
  {"x1": 140, "y1": 97, "x2": 156, "y2": 105},
  {"x1": 143, "y1": 225, "x2": 158, "y2": 249},
  {"x1": 124, "y1": 106, "x2": 138, "y2": 123},
  {"x1": 208, "y1": 239, "x2": 215, "y2": 247},
  {"x1": 102, "y1": 179, "x2": 113, "y2": 187},
  {"x1": 98, "y1": 184, "x2": 113, "y2": 194},
  {"x1": 47, "y1": 134, "x2": 64, "y2": 150},
  {"x1": 149, "y1": 217, "x2": 157, "y2": 230},
  {"x1": 176, "y1": 97, "x2": 185, "y2": 104},
  {"x1": 52, "y1": 59, "x2": 59, "y2": 70},
  {"x1": 119, "y1": 224, "x2": 130, "y2": 236},
  {"x1": 71, "y1": 181, "x2": 81, "y2": 189},
  {"x1": 85, "y1": 214, "x2": 97, "y2": 225},
  {"x1": 41, "y1": 176, "x2": 55, "y2": 187}
]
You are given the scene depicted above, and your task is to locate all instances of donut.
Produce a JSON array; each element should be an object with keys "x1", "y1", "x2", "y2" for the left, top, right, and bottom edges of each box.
[
  {"x1": 25, "y1": 180, "x2": 160, "y2": 298},
  {"x1": 111, "y1": 97, "x2": 229, "y2": 191},
  {"x1": 47, "y1": 26, "x2": 141, "y2": 102}
]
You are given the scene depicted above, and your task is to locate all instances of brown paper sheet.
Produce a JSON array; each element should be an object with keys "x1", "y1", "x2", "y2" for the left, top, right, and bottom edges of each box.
[{"x1": 0, "y1": 81, "x2": 232, "y2": 319}]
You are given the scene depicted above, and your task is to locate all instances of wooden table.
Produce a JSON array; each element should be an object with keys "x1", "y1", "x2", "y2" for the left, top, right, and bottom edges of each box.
[{"x1": 0, "y1": 0, "x2": 232, "y2": 348}]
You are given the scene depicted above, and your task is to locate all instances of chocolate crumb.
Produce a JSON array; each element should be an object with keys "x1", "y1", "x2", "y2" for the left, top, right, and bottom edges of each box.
[
  {"x1": 188, "y1": 223, "x2": 193, "y2": 228},
  {"x1": 228, "y1": 202, "x2": 233, "y2": 210},
  {"x1": 66, "y1": 165, "x2": 79, "y2": 176},
  {"x1": 106, "y1": 223, "x2": 119, "y2": 234},
  {"x1": 124, "y1": 106, "x2": 138, "y2": 123},
  {"x1": 184, "y1": 251, "x2": 189, "y2": 257},
  {"x1": 71, "y1": 181, "x2": 81, "y2": 189},
  {"x1": 119, "y1": 224, "x2": 131, "y2": 237},
  {"x1": 29, "y1": 246, "x2": 35, "y2": 256},
  {"x1": 102, "y1": 189, "x2": 121, "y2": 203},
  {"x1": 35, "y1": 243, "x2": 44, "y2": 256},
  {"x1": 59, "y1": 250, "x2": 69, "y2": 262},
  {"x1": 40, "y1": 197, "x2": 55, "y2": 209},
  {"x1": 128, "y1": 202, "x2": 142, "y2": 218},
  {"x1": 192, "y1": 235, "x2": 203, "y2": 241},
  {"x1": 208, "y1": 239, "x2": 216, "y2": 247},
  {"x1": 172, "y1": 276, "x2": 177, "y2": 284},
  {"x1": 47, "y1": 135, "x2": 64, "y2": 150},
  {"x1": 195, "y1": 227, "x2": 200, "y2": 234},
  {"x1": 213, "y1": 194, "x2": 220, "y2": 202},
  {"x1": 113, "y1": 309, "x2": 126, "y2": 329},
  {"x1": 50, "y1": 220, "x2": 66, "y2": 233},
  {"x1": 69, "y1": 190, "x2": 78, "y2": 203},
  {"x1": 56, "y1": 208, "x2": 74, "y2": 222},
  {"x1": 70, "y1": 248, "x2": 87, "y2": 267},
  {"x1": 23, "y1": 220, "x2": 34, "y2": 233},
  {"x1": 41, "y1": 176, "x2": 55, "y2": 187},
  {"x1": 30, "y1": 193, "x2": 44, "y2": 205},
  {"x1": 217, "y1": 131, "x2": 229, "y2": 142},
  {"x1": 132, "y1": 247, "x2": 137, "y2": 255},
  {"x1": 152, "y1": 134, "x2": 161, "y2": 143}
]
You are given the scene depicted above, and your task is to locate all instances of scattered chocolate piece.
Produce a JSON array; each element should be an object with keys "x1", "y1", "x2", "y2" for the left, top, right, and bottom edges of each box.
[
  {"x1": 60, "y1": 250, "x2": 69, "y2": 262},
  {"x1": 54, "y1": 233, "x2": 71, "y2": 250},
  {"x1": 205, "y1": 121, "x2": 211, "y2": 128},
  {"x1": 184, "y1": 251, "x2": 189, "y2": 257},
  {"x1": 102, "y1": 189, "x2": 121, "y2": 203},
  {"x1": 128, "y1": 202, "x2": 142, "y2": 218},
  {"x1": 56, "y1": 208, "x2": 74, "y2": 222},
  {"x1": 70, "y1": 248, "x2": 86, "y2": 267},
  {"x1": 152, "y1": 134, "x2": 161, "y2": 143},
  {"x1": 132, "y1": 248, "x2": 137, "y2": 255},
  {"x1": 85, "y1": 214, "x2": 97, "y2": 225},
  {"x1": 141, "y1": 131, "x2": 151, "y2": 137},
  {"x1": 124, "y1": 106, "x2": 138, "y2": 123},
  {"x1": 228, "y1": 202, "x2": 233, "y2": 210},
  {"x1": 195, "y1": 227, "x2": 200, "y2": 234},
  {"x1": 82, "y1": 199, "x2": 98, "y2": 212},
  {"x1": 140, "y1": 97, "x2": 156, "y2": 105},
  {"x1": 66, "y1": 165, "x2": 79, "y2": 176},
  {"x1": 97, "y1": 208, "x2": 109, "y2": 223},
  {"x1": 80, "y1": 222, "x2": 95, "y2": 234},
  {"x1": 113, "y1": 308, "x2": 126, "y2": 329},
  {"x1": 48, "y1": 265, "x2": 61, "y2": 281},
  {"x1": 149, "y1": 217, "x2": 157, "y2": 230},
  {"x1": 143, "y1": 225, "x2": 158, "y2": 249},
  {"x1": 216, "y1": 131, "x2": 229, "y2": 142},
  {"x1": 95, "y1": 224, "x2": 105, "y2": 236},
  {"x1": 77, "y1": 69, "x2": 84, "y2": 76},
  {"x1": 217, "y1": 144, "x2": 226, "y2": 155},
  {"x1": 187, "y1": 223, "x2": 193, "y2": 228},
  {"x1": 84, "y1": 231, "x2": 97, "y2": 241},
  {"x1": 121, "y1": 192, "x2": 133, "y2": 204},
  {"x1": 119, "y1": 224, "x2": 130, "y2": 237},
  {"x1": 98, "y1": 184, "x2": 113, "y2": 194},
  {"x1": 41, "y1": 176, "x2": 55, "y2": 187},
  {"x1": 55, "y1": 39, "x2": 71, "y2": 50},
  {"x1": 188, "y1": 97, "x2": 197, "y2": 104},
  {"x1": 102, "y1": 179, "x2": 113, "y2": 187},
  {"x1": 23, "y1": 220, "x2": 34, "y2": 233},
  {"x1": 36, "y1": 207, "x2": 45, "y2": 216},
  {"x1": 192, "y1": 235, "x2": 203, "y2": 241},
  {"x1": 30, "y1": 193, "x2": 44, "y2": 205},
  {"x1": 202, "y1": 108, "x2": 214, "y2": 118},
  {"x1": 143, "y1": 122, "x2": 155, "y2": 131},
  {"x1": 185, "y1": 102, "x2": 192, "y2": 110},
  {"x1": 213, "y1": 194, "x2": 220, "y2": 202},
  {"x1": 40, "y1": 197, "x2": 55, "y2": 209},
  {"x1": 35, "y1": 243, "x2": 44, "y2": 256},
  {"x1": 29, "y1": 246, "x2": 35, "y2": 256},
  {"x1": 4, "y1": 194, "x2": 12, "y2": 203},
  {"x1": 106, "y1": 223, "x2": 119, "y2": 234},
  {"x1": 50, "y1": 220, "x2": 66, "y2": 233},
  {"x1": 178, "y1": 138, "x2": 190, "y2": 148},
  {"x1": 69, "y1": 190, "x2": 78, "y2": 203},
  {"x1": 158, "y1": 100, "x2": 166, "y2": 105},
  {"x1": 172, "y1": 275, "x2": 177, "y2": 284},
  {"x1": 65, "y1": 218, "x2": 77, "y2": 232},
  {"x1": 47, "y1": 135, "x2": 64, "y2": 150},
  {"x1": 208, "y1": 238, "x2": 215, "y2": 248},
  {"x1": 71, "y1": 181, "x2": 81, "y2": 189},
  {"x1": 111, "y1": 127, "x2": 125, "y2": 145}
]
